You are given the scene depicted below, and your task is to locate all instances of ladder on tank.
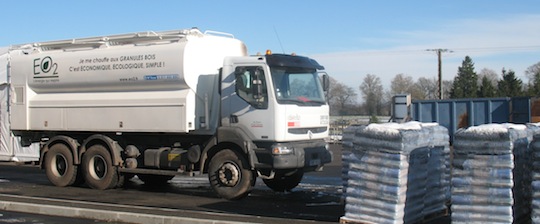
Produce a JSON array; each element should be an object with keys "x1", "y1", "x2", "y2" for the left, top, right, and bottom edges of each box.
[{"x1": 12, "y1": 28, "x2": 234, "y2": 52}]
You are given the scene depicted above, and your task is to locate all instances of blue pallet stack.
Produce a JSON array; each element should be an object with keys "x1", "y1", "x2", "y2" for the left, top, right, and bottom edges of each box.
[
  {"x1": 452, "y1": 124, "x2": 532, "y2": 224},
  {"x1": 341, "y1": 122, "x2": 449, "y2": 224}
]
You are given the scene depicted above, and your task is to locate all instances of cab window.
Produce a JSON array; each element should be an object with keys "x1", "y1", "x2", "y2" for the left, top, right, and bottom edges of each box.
[{"x1": 235, "y1": 66, "x2": 268, "y2": 109}]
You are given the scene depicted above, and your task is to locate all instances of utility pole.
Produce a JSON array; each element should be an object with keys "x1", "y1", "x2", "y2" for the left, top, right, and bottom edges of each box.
[{"x1": 426, "y1": 49, "x2": 452, "y2": 99}]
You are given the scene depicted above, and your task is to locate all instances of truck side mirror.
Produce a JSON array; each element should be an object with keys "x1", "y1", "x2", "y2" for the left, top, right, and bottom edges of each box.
[
  {"x1": 252, "y1": 68, "x2": 264, "y2": 99},
  {"x1": 321, "y1": 73, "x2": 330, "y2": 92}
]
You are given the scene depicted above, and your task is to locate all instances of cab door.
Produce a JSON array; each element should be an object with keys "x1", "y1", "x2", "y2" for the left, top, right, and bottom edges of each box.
[{"x1": 221, "y1": 64, "x2": 274, "y2": 141}]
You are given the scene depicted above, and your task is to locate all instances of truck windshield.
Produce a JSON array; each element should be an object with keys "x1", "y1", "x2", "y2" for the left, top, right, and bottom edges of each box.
[{"x1": 270, "y1": 67, "x2": 326, "y2": 106}]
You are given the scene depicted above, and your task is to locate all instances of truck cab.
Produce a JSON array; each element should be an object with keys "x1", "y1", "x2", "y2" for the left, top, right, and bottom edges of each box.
[{"x1": 219, "y1": 52, "x2": 332, "y2": 192}]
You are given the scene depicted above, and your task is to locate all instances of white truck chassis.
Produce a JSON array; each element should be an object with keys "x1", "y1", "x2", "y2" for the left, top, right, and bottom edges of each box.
[{"x1": 4, "y1": 28, "x2": 332, "y2": 199}]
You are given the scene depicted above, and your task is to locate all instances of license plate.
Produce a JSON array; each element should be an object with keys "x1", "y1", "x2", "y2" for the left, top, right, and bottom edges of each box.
[{"x1": 309, "y1": 159, "x2": 321, "y2": 166}]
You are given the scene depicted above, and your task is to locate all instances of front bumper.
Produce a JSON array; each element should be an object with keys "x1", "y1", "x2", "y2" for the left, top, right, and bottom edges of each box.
[{"x1": 253, "y1": 140, "x2": 332, "y2": 171}]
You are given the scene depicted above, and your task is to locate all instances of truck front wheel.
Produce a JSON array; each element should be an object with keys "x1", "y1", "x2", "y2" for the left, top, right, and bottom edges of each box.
[
  {"x1": 263, "y1": 170, "x2": 304, "y2": 192},
  {"x1": 208, "y1": 149, "x2": 255, "y2": 200},
  {"x1": 44, "y1": 144, "x2": 79, "y2": 187},
  {"x1": 82, "y1": 144, "x2": 120, "y2": 190}
]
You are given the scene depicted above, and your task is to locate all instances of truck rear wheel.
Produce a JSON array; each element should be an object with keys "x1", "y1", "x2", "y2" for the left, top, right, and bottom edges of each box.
[
  {"x1": 263, "y1": 170, "x2": 304, "y2": 192},
  {"x1": 44, "y1": 144, "x2": 79, "y2": 187},
  {"x1": 208, "y1": 149, "x2": 254, "y2": 200},
  {"x1": 82, "y1": 144, "x2": 119, "y2": 190}
]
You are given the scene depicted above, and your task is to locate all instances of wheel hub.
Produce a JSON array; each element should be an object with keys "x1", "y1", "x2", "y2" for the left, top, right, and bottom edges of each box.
[
  {"x1": 53, "y1": 154, "x2": 68, "y2": 176},
  {"x1": 218, "y1": 162, "x2": 240, "y2": 187},
  {"x1": 89, "y1": 155, "x2": 107, "y2": 180}
]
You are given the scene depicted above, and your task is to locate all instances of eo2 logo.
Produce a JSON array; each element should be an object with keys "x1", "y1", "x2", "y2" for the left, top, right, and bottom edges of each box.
[{"x1": 33, "y1": 56, "x2": 58, "y2": 77}]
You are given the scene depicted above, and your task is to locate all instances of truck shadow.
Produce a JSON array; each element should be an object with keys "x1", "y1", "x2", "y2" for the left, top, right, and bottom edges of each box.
[
  {"x1": 120, "y1": 176, "x2": 344, "y2": 222},
  {"x1": 200, "y1": 188, "x2": 343, "y2": 223}
]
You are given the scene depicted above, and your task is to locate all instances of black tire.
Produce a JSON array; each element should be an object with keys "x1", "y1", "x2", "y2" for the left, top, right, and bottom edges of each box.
[
  {"x1": 82, "y1": 144, "x2": 119, "y2": 190},
  {"x1": 44, "y1": 144, "x2": 79, "y2": 187},
  {"x1": 208, "y1": 149, "x2": 255, "y2": 200},
  {"x1": 138, "y1": 174, "x2": 174, "y2": 186},
  {"x1": 263, "y1": 170, "x2": 304, "y2": 192}
]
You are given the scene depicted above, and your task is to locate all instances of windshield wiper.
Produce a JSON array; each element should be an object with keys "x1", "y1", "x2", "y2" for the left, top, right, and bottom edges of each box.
[
  {"x1": 278, "y1": 98, "x2": 325, "y2": 106},
  {"x1": 278, "y1": 99, "x2": 306, "y2": 105}
]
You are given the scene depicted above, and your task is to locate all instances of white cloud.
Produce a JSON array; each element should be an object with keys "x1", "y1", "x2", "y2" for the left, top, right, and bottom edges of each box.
[{"x1": 311, "y1": 14, "x2": 540, "y2": 90}]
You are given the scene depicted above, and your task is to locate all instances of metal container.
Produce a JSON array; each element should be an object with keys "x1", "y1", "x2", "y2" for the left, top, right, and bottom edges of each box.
[{"x1": 412, "y1": 97, "x2": 531, "y2": 140}]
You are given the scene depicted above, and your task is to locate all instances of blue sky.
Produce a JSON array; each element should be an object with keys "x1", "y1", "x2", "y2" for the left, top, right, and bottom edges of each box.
[{"x1": 2, "y1": 1, "x2": 539, "y2": 91}]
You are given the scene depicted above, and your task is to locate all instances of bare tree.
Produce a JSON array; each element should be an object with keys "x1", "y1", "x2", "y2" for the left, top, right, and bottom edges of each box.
[
  {"x1": 442, "y1": 80, "x2": 453, "y2": 99},
  {"x1": 415, "y1": 77, "x2": 438, "y2": 100},
  {"x1": 390, "y1": 74, "x2": 415, "y2": 95},
  {"x1": 476, "y1": 68, "x2": 498, "y2": 98},
  {"x1": 391, "y1": 73, "x2": 430, "y2": 100},
  {"x1": 526, "y1": 61, "x2": 540, "y2": 85},
  {"x1": 359, "y1": 74, "x2": 384, "y2": 116},
  {"x1": 477, "y1": 68, "x2": 499, "y2": 86},
  {"x1": 328, "y1": 77, "x2": 357, "y2": 115}
]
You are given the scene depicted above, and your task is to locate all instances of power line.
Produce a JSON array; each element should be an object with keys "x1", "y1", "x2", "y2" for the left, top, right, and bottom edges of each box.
[
  {"x1": 451, "y1": 45, "x2": 540, "y2": 53},
  {"x1": 347, "y1": 45, "x2": 540, "y2": 56}
]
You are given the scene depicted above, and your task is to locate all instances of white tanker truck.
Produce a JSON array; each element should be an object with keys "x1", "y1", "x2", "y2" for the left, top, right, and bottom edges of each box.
[{"x1": 2, "y1": 28, "x2": 331, "y2": 199}]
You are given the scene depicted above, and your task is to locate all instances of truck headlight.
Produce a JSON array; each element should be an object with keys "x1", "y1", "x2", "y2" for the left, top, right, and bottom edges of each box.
[{"x1": 272, "y1": 145, "x2": 294, "y2": 155}]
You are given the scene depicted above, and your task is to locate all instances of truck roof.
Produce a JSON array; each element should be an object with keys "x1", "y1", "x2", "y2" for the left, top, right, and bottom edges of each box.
[{"x1": 265, "y1": 54, "x2": 324, "y2": 70}]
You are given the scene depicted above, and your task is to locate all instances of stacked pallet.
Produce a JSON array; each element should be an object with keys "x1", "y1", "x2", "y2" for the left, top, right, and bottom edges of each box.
[
  {"x1": 341, "y1": 122, "x2": 449, "y2": 224},
  {"x1": 451, "y1": 124, "x2": 532, "y2": 224},
  {"x1": 530, "y1": 124, "x2": 540, "y2": 224},
  {"x1": 342, "y1": 125, "x2": 360, "y2": 200}
]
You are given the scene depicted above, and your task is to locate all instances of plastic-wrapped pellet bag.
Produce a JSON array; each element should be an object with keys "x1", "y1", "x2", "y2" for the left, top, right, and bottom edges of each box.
[
  {"x1": 342, "y1": 122, "x2": 449, "y2": 224},
  {"x1": 528, "y1": 123, "x2": 540, "y2": 224},
  {"x1": 452, "y1": 123, "x2": 532, "y2": 224},
  {"x1": 341, "y1": 126, "x2": 362, "y2": 201}
]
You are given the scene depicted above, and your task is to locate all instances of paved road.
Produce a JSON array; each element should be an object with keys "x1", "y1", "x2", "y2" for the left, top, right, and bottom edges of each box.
[
  {"x1": 0, "y1": 210, "x2": 115, "y2": 224},
  {"x1": 0, "y1": 145, "x2": 345, "y2": 223}
]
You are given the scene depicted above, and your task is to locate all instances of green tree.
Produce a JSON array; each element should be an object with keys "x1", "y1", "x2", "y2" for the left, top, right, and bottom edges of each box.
[
  {"x1": 369, "y1": 115, "x2": 379, "y2": 123},
  {"x1": 497, "y1": 68, "x2": 523, "y2": 97},
  {"x1": 478, "y1": 76, "x2": 497, "y2": 97},
  {"x1": 450, "y1": 56, "x2": 478, "y2": 98}
]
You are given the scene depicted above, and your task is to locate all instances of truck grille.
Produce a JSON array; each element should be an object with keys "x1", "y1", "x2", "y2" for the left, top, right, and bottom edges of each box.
[{"x1": 288, "y1": 127, "x2": 327, "y2": 134}]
